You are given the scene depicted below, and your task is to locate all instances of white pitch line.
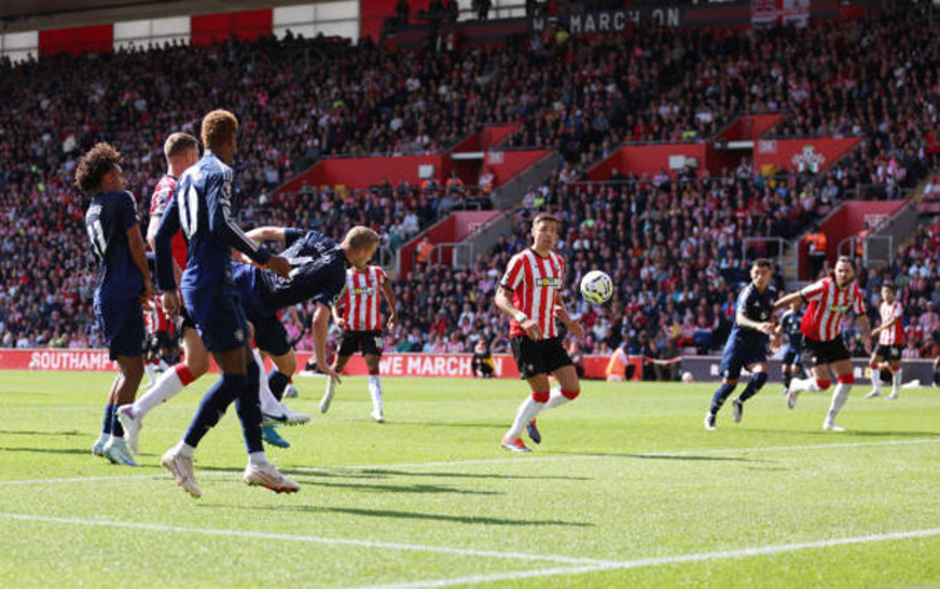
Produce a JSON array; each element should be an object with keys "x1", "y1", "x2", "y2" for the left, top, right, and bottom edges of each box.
[
  {"x1": 0, "y1": 513, "x2": 616, "y2": 566},
  {"x1": 359, "y1": 527, "x2": 940, "y2": 589},
  {"x1": 1, "y1": 438, "x2": 938, "y2": 487}
]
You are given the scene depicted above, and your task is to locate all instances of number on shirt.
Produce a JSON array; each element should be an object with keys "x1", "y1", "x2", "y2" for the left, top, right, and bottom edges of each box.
[
  {"x1": 179, "y1": 185, "x2": 200, "y2": 239},
  {"x1": 87, "y1": 219, "x2": 107, "y2": 258}
]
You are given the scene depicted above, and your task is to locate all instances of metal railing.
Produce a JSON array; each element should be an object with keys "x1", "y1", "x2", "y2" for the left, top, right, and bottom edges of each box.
[{"x1": 742, "y1": 237, "x2": 797, "y2": 280}]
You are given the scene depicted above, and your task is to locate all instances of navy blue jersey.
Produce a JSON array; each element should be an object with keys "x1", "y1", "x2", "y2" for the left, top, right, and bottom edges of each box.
[
  {"x1": 780, "y1": 309, "x2": 803, "y2": 347},
  {"x1": 726, "y1": 282, "x2": 777, "y2": 349},
  {"x1": 85, "y1": 190, "x2": 143, "y2": 304},
  {"x1": 256, "y1": 229, "x2": 348, "y2": 310},
  {"x1": 154, "y1": 152, "x2": 272, "y2": 292}
]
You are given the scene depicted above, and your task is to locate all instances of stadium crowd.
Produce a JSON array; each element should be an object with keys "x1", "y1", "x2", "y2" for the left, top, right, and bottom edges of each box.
[{"x1": 1, "y1": 15, "x2": 939, "y2": 368}]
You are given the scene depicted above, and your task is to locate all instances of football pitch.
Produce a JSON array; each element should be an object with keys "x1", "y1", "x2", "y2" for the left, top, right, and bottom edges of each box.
[{"x1": 1, "y1": 371, "x2": 939, "y2": 588}]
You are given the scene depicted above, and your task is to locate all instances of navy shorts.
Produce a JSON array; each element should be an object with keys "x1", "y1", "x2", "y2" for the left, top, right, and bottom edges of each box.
[
  {"x1": 510, "y1": 336, "x2": 573, "y2": 380},
  {"x1": 95, "y1": 299, "x2": 145, "y2": 360},
  {"x1": 231, "y1": 263, "x2": 291, "y2": 356},
  {"x1": 182, "y1": 285, "x2": 248, "y2": 353},
  {"x1": 782, "y1": 345, "x2": 803, "y2": 367},
  {"x1": 719, "y1": 345, "x2": 767, "y2": 380}
]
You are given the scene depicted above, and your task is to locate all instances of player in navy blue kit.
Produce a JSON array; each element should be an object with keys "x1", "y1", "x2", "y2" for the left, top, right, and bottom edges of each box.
[
  {"x1": 77, "y1": 143, "x2": 153, "y2": 466},
  {"x1": 778, "y1": 302, "x2": 804, "y2": 395},
  {"x1": 235, "y1": 225, "x2": 379, "y2": 446},
  {"x1": 154, "y1": 110, "x2": 296, "y2": 498},
  {"x1": 705, "y1": 259, "x2": 779, "y2": 430}
]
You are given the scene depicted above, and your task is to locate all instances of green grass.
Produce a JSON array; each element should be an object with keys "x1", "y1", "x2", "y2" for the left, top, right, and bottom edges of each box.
[{"x1": 1, "y1": 371, "x2": 939, "y2": 588}]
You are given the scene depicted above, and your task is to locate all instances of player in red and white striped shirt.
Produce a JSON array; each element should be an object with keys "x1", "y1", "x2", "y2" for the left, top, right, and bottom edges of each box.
[
  {"x1": 865, "y1": 283, "x2": 904, "y2": 400},
  {"x1": 320, "y1": 265, "x2": 398, "y2": 422},
  {"x1": 495, "y1": 213, "x2": 585, "y2": 452},
  {"x1": 774, "y1": 256, "x2": 872, "y2": 431}
]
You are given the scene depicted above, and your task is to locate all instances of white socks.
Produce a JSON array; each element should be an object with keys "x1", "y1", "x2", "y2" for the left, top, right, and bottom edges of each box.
[
  {"x1": 893, "y1": 368, "x2": 902, "y2": 393},
  {"x1": 871, "y1": 370, "x2": 882, "y2": 393},
  {"x1": 132, "y1": 368, "x2": 185, "y2": 419},
  {"x1": 248, "y1": 451, "x2": 270, "y2": 467},
  {"x1": 791, "y1": 377, "x2": 822, "y2": 393},
  {"x1": 253, "y1": 349, "x2": 283, "y2": 416},
  {"x1": 368, "y1": 375, "x2": 383, "y2": 413},
  {"x1": 174, "y1": 440, "x2": 196, "y2": 458},
  {"x1": 507, "y1": 396, "x2": 545, "y2": 438},
  {"x1": 144, "y1": 363, "x2": 157, "y2": 385},
  {"x1": 825, "y1": 383, "x2": 851, "y2": 426},
  {"x1": 544, "y1": 387, "x2": 570, "y2": 409}
]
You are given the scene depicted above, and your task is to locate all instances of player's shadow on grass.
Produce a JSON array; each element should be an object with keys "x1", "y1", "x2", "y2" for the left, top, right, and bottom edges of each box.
[
  {"x1": 374, "y1": 421, "x2": 506, "y2": 431},
  {"x1": 551, "y1": 451, "x2": 753, "y2": 462},
  {"x1": 0, "y1": 430, "x2": 85, "y2": 437},
  {"x1": 288, "y1": 479, "x2": 502, "y2": 496},
  {"x1": 0, "y1": 446, "x2": 92, "y2": 456},
  {"x1": 355, "y1": 469, "x2": 590, "y2": 481},
  {"x1": 217, "y1": 504, "x2": 593, "y2": 527}
]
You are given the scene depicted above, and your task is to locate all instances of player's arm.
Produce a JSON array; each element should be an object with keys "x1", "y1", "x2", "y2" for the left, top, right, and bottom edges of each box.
[
  {"x1": 311, "y1": 302, "x2": 341, "y2": 383},
  {"x1": 495, "y1": 284, "x2": 541, "y2": 340},
  {"x1": 206, "y1": 172, "x2": 290, "y2": 278},
  {"x1": 245, "y1": 226, "x2": 286, "y2": 244},
  {"x1": 148, "y1": 212, "x2": 183, "y2": 285},
  {"x1": 857, "y1": 314, "x2": 873, "y2": 353},
  {"x1": 127, "y1": 223, "x2": 153, "y2": 303},
  {"x1": 774, "y1": 291, "x2": 803, "y2": 311},
  {"x1": 381, "y1": 279, "x2": 399, "y2": 329},
  {"x1": 154, "y1": 193, "x2": 182, "y2": 315}
]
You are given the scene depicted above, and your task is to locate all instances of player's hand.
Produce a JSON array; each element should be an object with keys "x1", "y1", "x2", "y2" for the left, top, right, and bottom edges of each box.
[
  {"x1": 387, "y1": 314, "x2": 398, "y2": 330},
  {"x1": 757, "y1": 321, "x2": 776, "y2": 335},
  {"x1": 265, "y1": 255, "x2": 292, "y2": 280},
  {"x1": 232, "y1": 251, "x2": 253, "y2": 266},
  {"x1": 567, "y1": 319, "x2": 585, "y2": 341},
  {"x1": 770, "y1": 335, "x2": 782, "y2": 353},
  {"x1": 335, "y1": 317, "x2": 347, "y2": 330},
  {"x1": 521, "y1": 318, "x2": 542, "y2": 340},
  {"x1": 324, "y1": 367, "x2": 342, "y2": 385},
  {"x1": 140, "y1": 281, "x2": 155, "y2": 304},
  {"x1": 161, "y1": 291, "x2": 180, "y2": 319}
]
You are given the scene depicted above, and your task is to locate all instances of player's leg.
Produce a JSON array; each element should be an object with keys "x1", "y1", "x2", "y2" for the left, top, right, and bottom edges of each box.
[
  {"x1": 865, "y1": 352, "x2": 885, "y2": 398},
  {"x1": 118, "y1": 324, "x2": 208, "y2": 455},
  {"x1": 886, "y1": 355, "x2": 902, "y2": 400},
  {"x1": 733, "y1": 361, "x2": 770, "y2": 423},
  {"x1": 362, "y1": 331, "x2": 386, "y2": 421},
  {"x1": 103, "y1": 354, "x2": 144, "y2": 466},
  {"x1": 503, "y1": 373, "x2": 549, "y2": 452},
  {"x1": 706, "y1": 350, "x2": 741, "y2": 428},
  {"x1": 267, "y1": 351, "x2": 296, "y2": 402},
  {"x1": 824, "y1": 359, "x2": 855, "y2": 431},
  {"x1": 235, "y1": 342, "x2": 299, "y2": 493},
  {"x1": 788, "y1": 363, "x2": 832, "y2": 410},
  {"x1": 322, "y1": 331, "x2": 355, "y2": 414},
  {"x1": 93, "y1": 374, "x2": 121, "y2": 457}
]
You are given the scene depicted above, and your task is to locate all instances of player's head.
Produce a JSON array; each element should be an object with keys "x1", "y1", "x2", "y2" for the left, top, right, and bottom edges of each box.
[
  {"x1": 342, "y1": 226, "x2": 380, "y2": 268},
  {"x1": 530, "y1": 212, "x2": 559, "y2": 252},
  {"x1": 833, "y1": 255, "x2": 856, "y2": 288},
  {"x1": 881, "y1": 282, "x2": 896, "y2": 303},
  {"x1": 164, "y1": 132, "x2": 200, "y2": 170},
  {"x1": 750, "y1": 258, "x2": 773, "y2": 290},
  {"x1": 74, "y1": 142, "x2": 124, "y2": 195},
  {"x1": 201, "y1": 110, "x2": 238, "y2": 159}
]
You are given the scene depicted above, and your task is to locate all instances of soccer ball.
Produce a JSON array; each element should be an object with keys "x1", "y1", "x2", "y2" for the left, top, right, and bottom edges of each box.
[
  {"x1": 580, "y1": 270, "x2": 613, "y2": 304},
  {"x1": 681, "y1": 371, "x2": 694, "y2": 383}
]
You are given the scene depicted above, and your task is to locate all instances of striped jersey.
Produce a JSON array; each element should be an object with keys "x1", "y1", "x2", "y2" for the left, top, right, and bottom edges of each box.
[
  {"x1": 500, "y1": 248, "x2": 565, "y2": 339},
  {"x1": 145, "y1": 295, "x2": 170, "y2": 334},
  {"x1": 799, "y1": 277, "x2": 866, "y2": 342},
  {"x1": 149, "y1": 174, "x2": 188, "y2": 271},
  {"x1": 339, "y1": 266, "x2": 388, "y2": 331},
  {"x1": 878, "y1": 300, "x2": 904, "y2": 345}
]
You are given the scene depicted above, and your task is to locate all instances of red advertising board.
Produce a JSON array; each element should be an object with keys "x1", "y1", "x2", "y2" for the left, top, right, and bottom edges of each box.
[{"x1": 0, "y1": 350, "x2": 636, "y2": 380}]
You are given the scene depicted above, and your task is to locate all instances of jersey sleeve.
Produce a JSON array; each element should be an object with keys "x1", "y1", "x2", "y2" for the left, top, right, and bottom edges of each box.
[
  {"x1": 499, "y1": 255, "x2": 525, "y2": 290},
  {"x1": 376, "y1": 267, "x2": 388, "y2": 285},
  {"x1": 206, "y1": 167, "x2": 272, "y2": 266},
  {"x1": 154, "y1": 191, "x2": 181, "y2": 291},
  {"x1": 800, "y1": 279, "x2": 825, "y2": 302},
  {"x1": 150, "y1": 180, "x2": 173, "y2": 217},
  {"x1": 121, "y1": 191, "x2": 139, "y2": 231},
  {"x1": 284, "y1": 228, "x2": 305, "y2": 248}
]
